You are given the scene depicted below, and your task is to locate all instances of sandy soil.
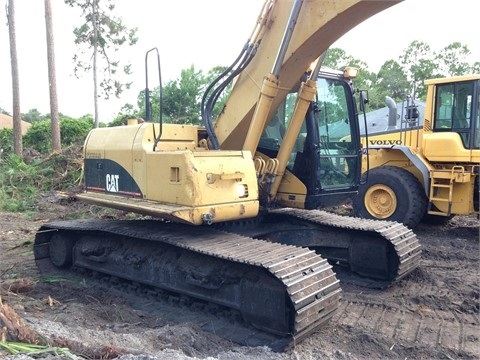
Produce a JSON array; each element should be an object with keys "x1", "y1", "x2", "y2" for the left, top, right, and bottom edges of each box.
[{"x1": 0, "y1": 198, "x2": 478, "y2": 360}]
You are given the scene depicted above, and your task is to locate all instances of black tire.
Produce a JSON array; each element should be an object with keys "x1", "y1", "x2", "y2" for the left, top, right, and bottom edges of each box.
[
  {"x1": 353, "y1": 166, "x2": 428, "y2": 229},
  {"x1": 421, "y1": 213, "x2": 454, "y2": 225}
]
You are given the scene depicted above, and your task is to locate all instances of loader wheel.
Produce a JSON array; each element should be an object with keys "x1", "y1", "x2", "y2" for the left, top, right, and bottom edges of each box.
[{"x1": 353, "y1": 166, "x2": 427, "y2": 229}]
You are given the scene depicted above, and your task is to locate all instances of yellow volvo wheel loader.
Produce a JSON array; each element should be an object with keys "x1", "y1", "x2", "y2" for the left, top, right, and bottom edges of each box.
[
  {"x1": 354, "y1": 74, "x2": 480, "y2": 228},
  {"x1": 34, "y1": 0, "x2": 421, "y2": 347}
]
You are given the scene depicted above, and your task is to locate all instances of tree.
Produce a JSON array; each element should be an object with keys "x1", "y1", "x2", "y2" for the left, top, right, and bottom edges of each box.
[
  {"x1": 6, "y1": 0, "x2": 22, "y2": 156},
  {"x1": 323, "y1": 48, "x2": 382, "y2": 108},
  {"x1": 202, "y1": 65, "x2": 231, "y2": 122},
  {"x1": 436, "y1": 42, "x2": 472, "y2": 77},
  {"x1": 323, "y1": 48, "x2": 375, "y2": 86},
  {"x1": 346, "y1": 58, "x2": 376, "y2": 90},
  {"x1": 136, "y1": 87, "x2": 160, "y2": 122},
  {"x1": 323, "y1": 48, "x2": 355, "y2": 70},
  {"x1": 399, "y1": 41, "x2": 437, "y2": 100},
  {"x1": 371, "y1": 60, "x2": 410, "y2": 109},
  {"x1": 44, "y1": 0, "x2": 61, "y2": 153},
  {"x1": 65, "y1": 0, "x2": 138, "y2": 127},
  {"x1": 136, "y1": 65, "x2": 208, "y2": 125},
  {"x1": 161, "y1": 65, "x2": 205, "y2": 124},
  {"x1": 21, "y1": 109, "x2": 48, "y2": 123},
  {"x1": 473, "y1": 61, "x2": 480, "y2": 74}
]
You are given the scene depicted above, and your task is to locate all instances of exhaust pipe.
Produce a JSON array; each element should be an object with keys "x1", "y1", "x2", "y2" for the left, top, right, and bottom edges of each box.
[{"x1": 385, "y1": 96, "x2": 398, "y2": 130}]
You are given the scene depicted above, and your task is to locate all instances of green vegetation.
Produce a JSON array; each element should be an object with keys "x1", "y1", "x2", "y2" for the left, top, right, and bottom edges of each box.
[
  {"x1": 0, "y1": 341, "x2": 75, "y2": 358},
  {"x1": 24, "y1": 116, "x2": 93, "y2": 154},
  {"x1": 124, "y1": 65, "x2": 228, "y2": 125},
  {"x1": 0, "y1": 149, "x2": 83, "y2": 213},
  {"x1": 0, "y1": 128, "x2": 14, "y2": 153},
  {"x1": 0, "y1": 114, "x2": 91, "y2": 213}
]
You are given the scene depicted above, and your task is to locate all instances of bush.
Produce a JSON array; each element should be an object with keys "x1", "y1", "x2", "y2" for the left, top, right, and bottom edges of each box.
[
  {"x1": 24, "y1": 117, "x2": 94, "y2": 153},
  {"x1": 0, "y1": 153, "x2": 41, "y2": 212},
  {"x1": 23, "y1": 121, "x2": 50, "y2": 153},
  {"x1": 60, "y1": 117, "x2": 94, "y2": 146},
  {"x1": 0, "y1": 128, "x2": 14, "y2": 153},
  {"x1": 0, "y1": 147, "x2": 83, "y2": 212}
]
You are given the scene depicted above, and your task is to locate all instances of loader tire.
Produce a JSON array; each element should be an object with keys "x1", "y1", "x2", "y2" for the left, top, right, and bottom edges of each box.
[
  {"x1": 421, "y1": 213, "x2": 454, "y2": 225},
  {"x1": 353, "y1": 166, "x2": 427, "y2": 229}
]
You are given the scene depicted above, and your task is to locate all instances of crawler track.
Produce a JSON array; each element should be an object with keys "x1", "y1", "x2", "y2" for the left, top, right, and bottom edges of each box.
[
  {"x1": 220, "y1": 209, "x2": 422, "y2": 288},
  {"x1": 275, "y1": 208, "x2": 421, "y2": 283},
  {"x1": 34, "y1": 219, "x2": 341, "y2": 349}
]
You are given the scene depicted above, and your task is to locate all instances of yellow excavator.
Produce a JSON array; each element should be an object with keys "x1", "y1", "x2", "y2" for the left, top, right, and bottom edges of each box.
[
  {"x1": 34, "y1": 0, "x2": 421, "y2": 347},
  {"x1": 353, "y1": 74, "x2": 480, "y2": 228}
]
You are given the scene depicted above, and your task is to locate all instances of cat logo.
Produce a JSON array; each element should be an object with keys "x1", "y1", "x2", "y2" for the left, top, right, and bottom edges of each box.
[{"x1": 106, "y1": 174, "x2": 120, "y2": 192}]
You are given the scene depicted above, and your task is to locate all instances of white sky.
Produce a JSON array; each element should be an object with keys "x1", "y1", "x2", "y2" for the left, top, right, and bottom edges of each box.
[{"x1": 0, "y1": 0, "x2": 478, "y2": 121}]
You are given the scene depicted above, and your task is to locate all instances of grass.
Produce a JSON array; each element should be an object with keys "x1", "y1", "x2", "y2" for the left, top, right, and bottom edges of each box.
[
  {"x1": 0, "y1": 147, "x2": 83, "y2": 213},
  {"x1": 0, "y1": 341, "x2": 76, "y2": 358},
  {"x1": 37, "y1": 275, "x2": 86, "y2": 286}
]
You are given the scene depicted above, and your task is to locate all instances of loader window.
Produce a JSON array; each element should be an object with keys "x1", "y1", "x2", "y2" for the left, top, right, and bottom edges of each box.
[
  {"x1": 474, "y1": 92, "x2": 480, "y2": 149},
  {"x1": 433, "y1": 81, "x2": 475, "y2": 148},
  {"x1": 435, "y1": 88, "x2": 453, "y2": 127}
]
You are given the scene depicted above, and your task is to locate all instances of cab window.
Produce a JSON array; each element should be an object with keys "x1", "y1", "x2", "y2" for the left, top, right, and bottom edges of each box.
[{"x1": 434, "y1": 81, "x2": 474, "y2": 148}]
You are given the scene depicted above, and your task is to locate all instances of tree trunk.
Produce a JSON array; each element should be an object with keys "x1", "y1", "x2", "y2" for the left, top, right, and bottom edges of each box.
[
  {"x1": 92, "y1": 0, "x2": 99, "y2": 128},
  {"x1": 7, "y1": 0, "x2": 23, "y2": 157},
  {"x1": 44, "y1": 0, "x2": 61, "y2": 153}
]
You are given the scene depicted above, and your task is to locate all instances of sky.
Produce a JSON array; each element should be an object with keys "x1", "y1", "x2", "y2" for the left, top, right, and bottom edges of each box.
[{"x1": 0, "y1": 0, "x2": 478, "y2": 122}]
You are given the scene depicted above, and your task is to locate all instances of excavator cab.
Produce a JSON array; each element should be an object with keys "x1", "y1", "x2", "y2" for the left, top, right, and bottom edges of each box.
[{"x1": 259, "y1": 71, "x2": 362, "y2": 209}]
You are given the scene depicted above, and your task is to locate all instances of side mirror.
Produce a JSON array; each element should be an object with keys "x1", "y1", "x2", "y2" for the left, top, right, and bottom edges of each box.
[
  {"x1": 405, "y1": 105, "x2": 419, "y2": 120},
  {"x1": 359, "y1": 90, "x2": 369, "y2": 113}
]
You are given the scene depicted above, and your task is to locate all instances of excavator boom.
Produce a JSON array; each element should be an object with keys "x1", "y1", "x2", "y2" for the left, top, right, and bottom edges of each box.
[{"x1": 213, "y1": 0, "x2": 401, "y2": 150}]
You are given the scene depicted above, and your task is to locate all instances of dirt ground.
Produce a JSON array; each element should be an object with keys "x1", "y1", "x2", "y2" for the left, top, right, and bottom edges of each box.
[{"x1": 0, "y1": 197, "x2": 478, "y2": 360}]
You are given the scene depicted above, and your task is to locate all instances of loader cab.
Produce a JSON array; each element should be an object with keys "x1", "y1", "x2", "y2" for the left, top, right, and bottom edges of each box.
[
  {"x1": 259, "y1": 72, "x2": 362, "y2": 208},
  {"x1": 431, "y1": 78, "x2": 480, "y2": 149}
]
